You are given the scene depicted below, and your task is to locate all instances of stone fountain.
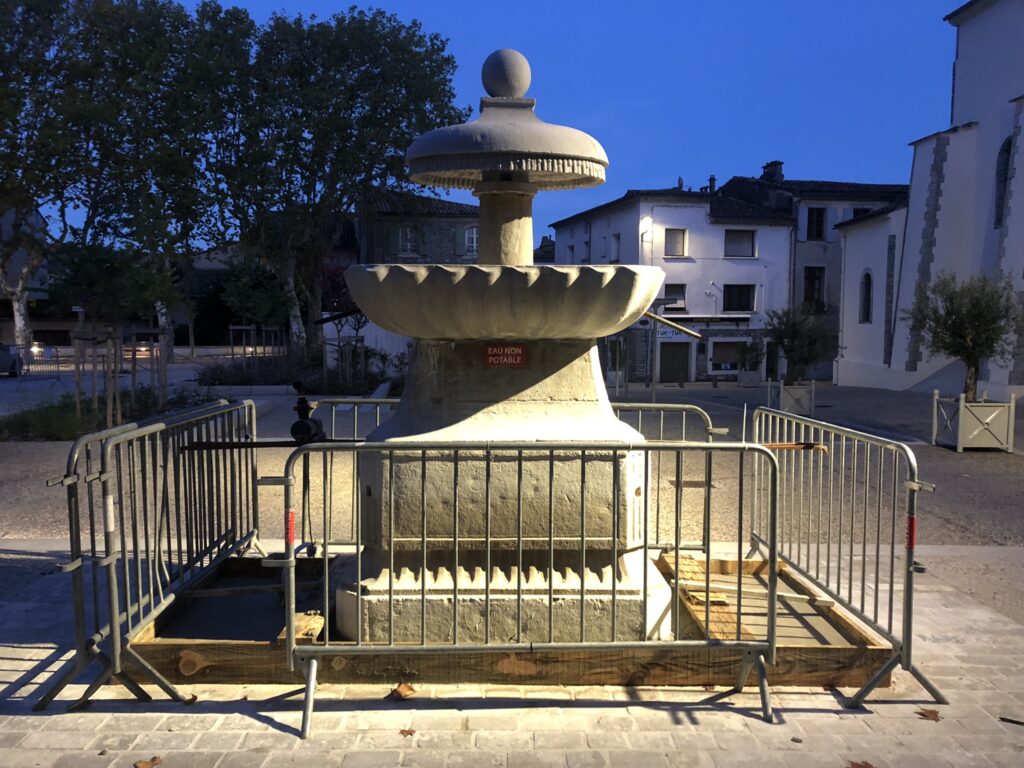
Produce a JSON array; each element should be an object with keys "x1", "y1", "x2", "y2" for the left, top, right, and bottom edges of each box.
[{"x1": 336, "y1": 49, "x2": 671, "y2": 643}]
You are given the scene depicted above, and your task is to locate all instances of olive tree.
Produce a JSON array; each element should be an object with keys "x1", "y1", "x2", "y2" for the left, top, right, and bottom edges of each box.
[
  {"x1": 764, "y1": 306, "x2": 838, "y2": 385},
  {"x1": 905, "y1": 271, "x2": 1024, "y2": 402}
]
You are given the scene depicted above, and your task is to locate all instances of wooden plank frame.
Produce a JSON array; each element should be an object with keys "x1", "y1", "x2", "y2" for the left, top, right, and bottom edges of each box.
[{"x1": 126, "y1": 554, "x2": 892, "y2": 689}]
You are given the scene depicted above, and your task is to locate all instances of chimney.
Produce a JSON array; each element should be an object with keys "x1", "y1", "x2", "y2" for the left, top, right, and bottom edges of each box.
[
  {"x1": 760, "y1": 160, "x2": 784, "y2": 184},
  {"x1": 708, "y1": 174, "x2": 717, "y2": 193}
]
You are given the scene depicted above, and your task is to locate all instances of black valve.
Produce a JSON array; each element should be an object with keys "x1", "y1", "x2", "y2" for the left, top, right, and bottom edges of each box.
[{"x1": 291, "y1": 396, "x2": 324, "y2": 444}]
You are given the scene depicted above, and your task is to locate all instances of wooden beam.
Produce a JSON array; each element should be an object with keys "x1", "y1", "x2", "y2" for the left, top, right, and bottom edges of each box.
[
  {"x1": 643, "y1": 311, "x2": 701, "y2": 339},
  {"x1": 125, "y1": 642, "x2": 891, "y2": 688}
]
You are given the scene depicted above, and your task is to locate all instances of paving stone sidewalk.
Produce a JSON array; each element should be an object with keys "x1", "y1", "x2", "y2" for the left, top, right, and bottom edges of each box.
[{"x1": 1, "y1": 548, "x2": 1023, "y2": 768}]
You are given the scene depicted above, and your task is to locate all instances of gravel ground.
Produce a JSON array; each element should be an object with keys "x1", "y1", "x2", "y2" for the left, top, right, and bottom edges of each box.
[
  {"x1": 3, "y1": 385, "x2": 1023, "y2": 625},
  {"x1": 3, "y1": 387, "x2": 1022, "y2": 546},
  {"x1": 649, "y1": 384, "x2": 1024, "y2": 546}
]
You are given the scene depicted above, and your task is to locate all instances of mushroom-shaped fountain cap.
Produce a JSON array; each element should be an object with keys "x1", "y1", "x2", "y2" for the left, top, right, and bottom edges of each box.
[
  {"x1": 406, "y1": 49, "x2": 607, "y2": 191},
  {"x1": 482, "y1": 48, "x2": 531, "y2": 97}
]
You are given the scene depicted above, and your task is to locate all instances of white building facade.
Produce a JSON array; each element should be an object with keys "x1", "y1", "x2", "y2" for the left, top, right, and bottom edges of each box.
[
  {"x1": 551, "y1": 188, "x2": 792, "y2": 383},
  {"x1": 835, "y1": 0, "x2": 1024, "y2": 400},
  {"x1": 721, "y1": 165, "x2": 908, "y2": 379}
]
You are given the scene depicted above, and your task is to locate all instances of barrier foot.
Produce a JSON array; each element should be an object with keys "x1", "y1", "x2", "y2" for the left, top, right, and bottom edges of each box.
[
  {"x1": 733, "y1": 651, "x2": 773, "y2": 723},
  {"x1": 124, "y1": 645, "x2": 188, "y2": 703},
  {"x1": 910, "y1": 664, "x2": 948, "y2": 705},
  {"x1": 300, "y1": 658, "x2": 318, "y2": 739},
  {"x1": 113, "y1": 669, "x2": 153, "y2": 704},
  {"x1": 67, "y1": 665, "x2": 114, "y2": 712},
  {"x1": 733, "y1": 652, "x2": 756, "y2": 693},
  {"x1": 245, "y1": 534, "x2": 269, "y2": 558},
  {"x1": 846, "y1": 654, "x2": 900, "y2": 709},
  {"x1": 755, "y1": 654, "x2": 773, "y2": 723},
  {"x1": 32, "y1": 657, "x2": 84, "y2": 712},
  {"x1": 61, "y1": 647, "x2": 151, "y2": 712}
]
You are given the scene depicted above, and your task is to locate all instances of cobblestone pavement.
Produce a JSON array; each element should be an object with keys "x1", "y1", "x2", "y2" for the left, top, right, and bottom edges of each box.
[{"x1": 1, "y1": 545, "x2": 1023, "y2": 767}]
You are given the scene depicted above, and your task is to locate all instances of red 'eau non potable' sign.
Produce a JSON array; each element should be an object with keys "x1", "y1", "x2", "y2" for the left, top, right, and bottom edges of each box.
[{"x1": 484, "y1": 343, "x2": 526, "y2": 368}]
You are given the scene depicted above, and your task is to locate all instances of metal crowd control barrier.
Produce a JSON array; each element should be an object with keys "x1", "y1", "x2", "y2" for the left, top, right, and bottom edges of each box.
[
  {"x1": 316, "y1": 397, "x2": 398, "y2": 440},
  {"x1": 35, "y1": 400, "x2": 263, "y2": 711},
  {"x1": 301, "y1": 399, "x2": 723, "y2": 552},
  {"x1": 271, "y1": 438, "x2": 779, "y2": 738},
  {"x1": 311, "y1": 398, "x2": 720, "y2": 443},
  {"x1": 750, "y1": 407, "x2": 945, "y2": 708},
  {"x1": 15, "y1": 344, "x2": 62, "y2": 379},
  {"x1": 613, "y1": 402, "x2": 726, "y2": 552}
]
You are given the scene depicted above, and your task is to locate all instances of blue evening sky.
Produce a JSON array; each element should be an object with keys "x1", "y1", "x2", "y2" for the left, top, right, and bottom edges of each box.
[{"x1": 223, "y1": 0, "x2": 959, "y2": 243}]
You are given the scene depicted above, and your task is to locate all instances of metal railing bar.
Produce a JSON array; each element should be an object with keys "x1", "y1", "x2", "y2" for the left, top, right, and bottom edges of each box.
[{"x1": 295, "y1": 639, "x2": 774, "y2": 655}]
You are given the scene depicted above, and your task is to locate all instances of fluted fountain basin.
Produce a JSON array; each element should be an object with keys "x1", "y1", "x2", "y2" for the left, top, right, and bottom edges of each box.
[{"x1": 344, "y1": 264, "x2": 664, "y2": 340}]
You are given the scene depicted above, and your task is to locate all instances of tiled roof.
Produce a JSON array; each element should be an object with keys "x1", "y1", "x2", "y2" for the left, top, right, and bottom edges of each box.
[
  {"x1": 709, "y1": 195, "x2": 793, "y2": 224},
  {"x1": 833, "y1": 199, "x2": 908, "y2": 229},
  {"x1": 725, "y1": 176, "x2": 908, "y2": 202},
  {"x1": 550, "y1": 188, "x2": 790, "y2": 229},
  {"x1": 366, "y1": 189, "x2": 479, "y2": 217},
  {"x1": 549, "y1": 188, "x2": 712, "y2": 228},
  {"x1": 944, "y1": 0, "x2": 997, "y2": 25},
  {"x1": 775, "y1": 179, "x2": 908, "y2": 201}
]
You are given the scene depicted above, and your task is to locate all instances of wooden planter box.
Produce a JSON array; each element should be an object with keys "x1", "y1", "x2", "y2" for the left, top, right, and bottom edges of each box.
[
  {"x1": 767, "y1": 381, "x2": 815, "y2": 416},
  {"x1": 932, "y1": 390, "x2": 1017, "y2": 452}
]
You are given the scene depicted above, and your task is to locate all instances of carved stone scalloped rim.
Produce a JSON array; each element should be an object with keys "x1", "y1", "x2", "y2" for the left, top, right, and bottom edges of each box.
[
  {"x1": 408, "y1": 154, "x2": 607, "y2": 190},
  {"x1": 344, "y1": 264, "x2": 665, "y2": 340}
]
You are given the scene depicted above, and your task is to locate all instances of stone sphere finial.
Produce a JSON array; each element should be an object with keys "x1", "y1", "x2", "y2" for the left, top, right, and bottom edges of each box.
[{"x1": 482, "y1": 48, "x2": 531, "y2": 98}]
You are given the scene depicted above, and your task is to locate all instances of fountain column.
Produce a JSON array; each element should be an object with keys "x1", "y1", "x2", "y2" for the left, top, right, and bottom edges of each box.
[
  {"x1": 336, "y1": 49, "x2": 677, "y2": 644},
  {"x1": 474, "y1": 178, "x2": 537, "y2": 266}
]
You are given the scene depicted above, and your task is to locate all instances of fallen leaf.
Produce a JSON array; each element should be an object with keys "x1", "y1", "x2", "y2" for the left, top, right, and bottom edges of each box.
[
  {"x1": 400, "y1": 729, "x2": 416, "y2": 737},
  {"x1": 133, "y1": 758, "x2": 162, "y2": 768},
  {"x1": 915, "y1": 708, "x2": 942, "y2": 722},
  {"x1": 184, "y1": 694, "x2": 198, "y2": 705},
  {"x1": 702, "y1": 684, "x2": 715, "y2": 691},
  {"x1": 998, "y1": 716, "x2": 1024, "y2": 727},
  {"x1": 790, "y1": 736, "x2": 803, "y2": 744},
  {"x1": 389, "y1": 682, "x2": 416, "y2": 701},
  {"x1": 846, "y1": 762, "x2": 876, "y2": 768}
]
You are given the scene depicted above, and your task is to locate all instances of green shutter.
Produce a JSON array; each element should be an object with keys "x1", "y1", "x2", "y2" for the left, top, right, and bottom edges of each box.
[
  {"x1": 454, "y1": 225, "x2": 466, "y2": 257},
  {"x1": 388, "y1": 224, "x2": 400, "y2": 256}
]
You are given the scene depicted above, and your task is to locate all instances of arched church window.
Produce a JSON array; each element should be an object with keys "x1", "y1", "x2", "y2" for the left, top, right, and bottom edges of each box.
[{"x1": 859, "y1": 271, "x2": 873, "y2": 324}]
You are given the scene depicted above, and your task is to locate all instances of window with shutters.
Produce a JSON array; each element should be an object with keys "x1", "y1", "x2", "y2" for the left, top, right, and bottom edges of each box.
[
  {"x1": 611, "y1": 233, "x2": 621, "y2": 262},
  {"x1": 806, "y1": 207, "x2": 826, "y2": 241},
  {"x1": 465, "y1": 225, "x2": 478, "y2": 256},
  {"x1": 664, "y1": 228, "x2": 686, "y2": 258},
  {"x1": 803, "y1": 266, "x2": 826, "y2": 314},
  {"x1": 722, "y1": 284, "x2": 755, "y2": 312},
  {"x1": 399, "y1": 224, "x2": 417, "y2": 255},
  {"x1": 665, "y1": 283, "x2": 686, "y2": 308},
  {"x1": 724, "y1": 229, "x2": 755, "y2": 258}
]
